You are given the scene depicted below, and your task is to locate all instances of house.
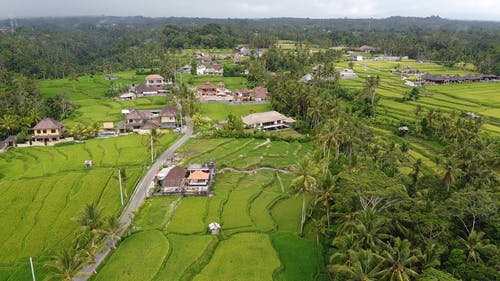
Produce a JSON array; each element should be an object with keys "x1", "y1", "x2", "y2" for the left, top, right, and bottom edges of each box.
[
  {"x1": 105, "y1": 75, "x2": 119, "y2": 81},
  {"x1": 196, "y1": 65, "x2": 207, "y2": 75},
  {"x1": 146, "y1": 74, "x2": 166, "y2": 86},
  {"x1": 252, "y1": 87, "x2": 269, "y2": 101},
  {"x1": 197, "y1": 82, "x2": 217, "y2": 95},
  {"x1": 234, "y1": 56, "x2": 244, "y2": 64},
  {"x1": 182, "y1": 65, "x2": 192, "y2": 74},
  {"x1": 0, "y1": 135, "x2": 15, "y2": 151},
  {"x1": 353, "y1": 55, "x2": 363, "y2": 61},
  {"x1": 201, "y1": 56, "x2": 212, "y2": 64},
  {"x1": 119, "y1": 92, "x2": 136, "y2": 100},
  {"x1": 235, "y1": 46, "x2": 250, "y2": 56},
  {"x1": 160, "y1": 166, "x2": 186, "y2": 194},
  {"x1": 185, "y1": 162, "x2": 216, "y2": 194},
  {"x1": 84, "y1": 160, "x2": 93, "y2": 169},
  {"x1": 234, "y1": 88, "x2": 251, "y2": 100},
  {"x1": 160, "y1": 106, "x2": 177, "y2": 128},
  {"x1": 241, "y1": 111, "x2": 295, "y2": 130},
  {"x1": 359, "y1": 45, "x2": 376, "y2": 53},
  {"x1": 33, "y1": 118, "x2": 65, "y2": 143},
  {"x1": 339, "y1": 69, "x2": 358, "y2": 79}
]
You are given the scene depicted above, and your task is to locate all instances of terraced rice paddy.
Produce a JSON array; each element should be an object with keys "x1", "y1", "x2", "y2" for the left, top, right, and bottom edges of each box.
[
  {"x1": 0, "y1": 134, "x2": 178, "y2": 281},
  {"x1": 92, "y1": 138, "x2": 327, "y2": 281}
]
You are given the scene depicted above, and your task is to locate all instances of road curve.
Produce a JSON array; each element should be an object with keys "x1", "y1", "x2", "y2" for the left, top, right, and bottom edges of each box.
[{"x1": 74, "y1": 117, "x2": 192, "y2": 280}]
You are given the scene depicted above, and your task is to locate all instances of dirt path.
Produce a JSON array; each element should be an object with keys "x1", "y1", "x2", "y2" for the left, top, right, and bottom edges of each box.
[{"x1": 218, "y1": 167, "x2": 291, "y2": 174}]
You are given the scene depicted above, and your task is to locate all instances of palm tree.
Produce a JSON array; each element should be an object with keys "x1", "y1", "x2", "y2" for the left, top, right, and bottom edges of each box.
[
  {"x1": 291, "y1": 157, "x2": 318, "y2": 236},
  {"x1": 330, "y1": 249, "x2": 383, "y2": 281},
  {"x1": 315, "y1": 172, "x2": 341, "y2": 228},
  {"x1": 0, "y1": 114, "x2": 20, "y2": 135},
  {"x1": 459, "y1": 230, "x2": 497, "y2": 263},
  {"x1": 79, "y1": 202, "x2": 104, "y2": 233},
  {"x1": 378, "y1": 238, "x2": 419, "y2": 281},
  {"x1": 44, "y1": 248, "x2": 83, "y2": 281},
  {"x1": 311, "y1": 218, "x2": 327, "y2": 245},
  {"x1": 100, "y1": 216, "x2": 123, "y2": 249}
]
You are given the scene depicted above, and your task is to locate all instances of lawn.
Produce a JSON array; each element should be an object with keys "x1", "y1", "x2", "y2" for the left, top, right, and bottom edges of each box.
[
  {"x1": 199, "y1": 102, "x2": 271, "y2": 121},
  {"x1": 0, "y1": 134, "x2": 178, "y2": 280}
]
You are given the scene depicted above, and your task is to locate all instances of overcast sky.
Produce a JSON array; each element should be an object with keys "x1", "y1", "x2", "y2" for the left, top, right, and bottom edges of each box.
[{"x1": 1, "y1": 0, "x2": 499, "y2": 21}]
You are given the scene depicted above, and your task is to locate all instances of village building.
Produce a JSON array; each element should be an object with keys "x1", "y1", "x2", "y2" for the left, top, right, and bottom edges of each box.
[
  {"x1": 130, "y1": 74, "x2": 170, "y2": 97},
  {"x1": 182, "y1": 65, "x2": 192, "y2": 74},
  {"x1": 252, "y1": 86, "x2": 269, "y2": 101},
  {"x1": 353, "y1": 55, "x2": 363, "y2": 61},
  {"x1": 119, "y1": 105, "x2": 175, "y2": 133},
  {"x1": 339, "y1": 69, "x2": 358, "y2": 79},
  {"x1": 160, "y1": 106, "x2": 177, "y2": 128},
  {"x1": 208, "y1": 222, "x2": 221, "y2": 235},
  {"x1": 119, "y1": 92, "x2": 137, "y2": 100},
  {"x1": 197, "y1": 81, "x2": 217, "y2": 95},
  {"x1": 358, "y1": 45, "x2": 376, "y2": 53},
  {"x1": 33, "y1": 118, "x2": 66, "y2": 143},
  {"x1": 185, "y1": 162, "x2": 216, "y2": 195},
  {"x1": 104, "y1": 75, "x2": 119, "y2": 81},
  {"x1": 160, "y1": 166, "x2": 186, "y2": 194},
  {"x1": 0, "y1": 135, "x2": 15, "y2": 151},
  {"x1": 241, "y1": 111, "x2": 295, "y2": 131}
]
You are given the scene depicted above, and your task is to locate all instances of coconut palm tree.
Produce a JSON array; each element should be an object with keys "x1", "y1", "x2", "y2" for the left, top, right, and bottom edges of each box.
[
  {"x1": 44, "y1": 248, "x2": 83, "y2": 281},
  {"x1": 459, "y1": 230, "x2": 497, "y2": 263},
  {"x1": 315, "y1": 172, "x2": 341, "y2": 228},
  {"x1": 100, "y1": 216, "x2": 123, "y2": 249},
  {"x1": 291, "y1": 157, "x2": 318, "y2": 236},
  {"x1": 330, "y1": 249, "x2": 383, "y2": 281},
  {"x1": 0, "y1": 114, "x2": 20, "y2": 135},
  {"x1": 378, "y1": 238, "x2": 419, "y2": 281},
  {"x1": 79, "y1": 202, "x2": 104, "y2": 233}
]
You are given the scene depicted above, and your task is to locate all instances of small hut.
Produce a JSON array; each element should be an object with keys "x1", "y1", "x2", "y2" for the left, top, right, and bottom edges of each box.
[
  {"x1": 208, "y1": 222, "x2": 221, "y2": 235},
  {"x1": 84, "y1": 160, "x2": 93, "y2": 169}
]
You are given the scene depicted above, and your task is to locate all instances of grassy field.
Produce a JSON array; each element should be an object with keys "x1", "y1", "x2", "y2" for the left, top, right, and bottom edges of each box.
[
  {"x1": 340, "y1": 60, "x2": 500, "y2": 135},
  {"x1": 199, "y1": 102, "x2": 272, "y2": 121},
  {"x1": 0, "y1": 134, "x2": 178, "y2": 281},
  {"x1": 39, "y1": 71, "x2": 173, "y2": 127},
  {"x1": 179, "y1": 73, "x2": 248, "y2": 90},
  {"x1": 91, "y1": 138, "x2": 328, "y2": 281}
]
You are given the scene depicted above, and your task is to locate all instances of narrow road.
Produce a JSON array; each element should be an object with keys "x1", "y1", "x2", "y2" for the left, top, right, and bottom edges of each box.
[{"x1": 74, "y1": 117, "x2": 192, "y2": 280}]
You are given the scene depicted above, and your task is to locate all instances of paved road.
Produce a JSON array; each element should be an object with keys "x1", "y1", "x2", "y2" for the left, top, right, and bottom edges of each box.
[{"x1": 74, "y1": 117, "x2": 192, "y2": 280}]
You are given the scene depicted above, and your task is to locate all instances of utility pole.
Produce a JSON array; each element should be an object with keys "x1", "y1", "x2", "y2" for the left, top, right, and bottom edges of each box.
[
  {"x1": 29, "y1": 257, "x2": 36, "y2": 281},
  {"x1": 150, "y1": 133, "x2": 154, "y2": 163},
  {"x1": 118, "y1": 169, "x2": 124, "y2": 206}
]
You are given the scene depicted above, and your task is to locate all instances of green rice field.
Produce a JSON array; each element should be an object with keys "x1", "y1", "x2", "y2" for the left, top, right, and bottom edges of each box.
[
  {"x1": 0, "y1": 134, "x2": 178, "y2": 281},
  {"x1": 91, "y1": 138, "x2": 327, "y2": 281}
]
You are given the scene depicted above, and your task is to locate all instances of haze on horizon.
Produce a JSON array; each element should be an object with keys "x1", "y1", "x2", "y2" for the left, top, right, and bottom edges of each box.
[{"x1": 1, "y1": 0, "x2": 499, "y2": 22}]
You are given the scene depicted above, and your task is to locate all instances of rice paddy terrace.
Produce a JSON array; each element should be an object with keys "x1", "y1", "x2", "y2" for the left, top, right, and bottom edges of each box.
[
  {"x1": 91, "y1": 138, "x2": 330, "y2": 281},
  {"x1": 0, "y1": 134, "x2": 178, "y2": 280}
]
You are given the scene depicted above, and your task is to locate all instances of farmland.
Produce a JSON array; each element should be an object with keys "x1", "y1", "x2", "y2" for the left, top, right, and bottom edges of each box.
[
  {"x1": 91, "y1": 138, "x2": 328, "y2": 281},
  {"x1": 340, "y1": 60, "x2": 500, "y2": 136},
  {"x1": 0, "y1": 134, "x2": 178, "y2": 281}
]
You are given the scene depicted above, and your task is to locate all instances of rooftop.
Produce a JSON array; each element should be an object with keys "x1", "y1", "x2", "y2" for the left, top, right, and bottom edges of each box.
[{"x1": 241, "y1": 111, "x2": 295, "y2": 126}]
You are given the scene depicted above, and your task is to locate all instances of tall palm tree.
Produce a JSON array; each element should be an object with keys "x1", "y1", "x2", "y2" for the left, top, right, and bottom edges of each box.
[
  {"x1": 330, "y1": 249, "x2": 383, "y2": 281},
  {"x1": 0, "y1": 114, "x2": 20, "y2": 135},
  {"x1": 459, "y1": 230, "x2": 497, "y2": 263},
  {"x1": 316, "y1": 172, "x2": 341, "y2": 228},
  {"x1": 44, "y1": 248, "x2": 83, "y2": 281},
  {"x1": 100, "y1": 215, "x2": 123, "y2": 249},
  {"x1": 291, "y1": 157, "x2": 318, "y2": 236},
  {"x1": 79, "y1": 202, "x2": 104, "y2": 233},
  {"x1": 378, "y1": 238, "x2": 419, "y2": 281}
]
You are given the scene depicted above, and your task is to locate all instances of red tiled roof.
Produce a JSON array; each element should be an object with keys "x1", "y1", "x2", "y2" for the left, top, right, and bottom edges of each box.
[
  {"x1": 188, "y1": 171, "x2": 209, "y2": 180},
  {"x1": 197, "y1": 82, "x2": 217, "y2": 90}
]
